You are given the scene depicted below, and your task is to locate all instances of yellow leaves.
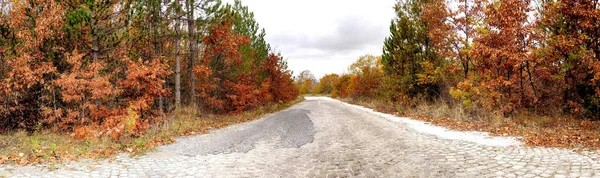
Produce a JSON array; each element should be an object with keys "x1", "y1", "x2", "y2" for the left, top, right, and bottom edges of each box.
[
  {"x1": 450, "y1": 87, "x2": 474, "y2": 109},
  {"x1": 348, "y1": 55, "x2": 383, "y2": 75},
  {"x1": 416, "y1": 61, "x2": 441, "y2": 85},
  {"x1": 125, "y1": 106, "x2": 139, "y2": 135},
  {"x1": 314, "y1": 74, "x2": 340, "y2": 95}
]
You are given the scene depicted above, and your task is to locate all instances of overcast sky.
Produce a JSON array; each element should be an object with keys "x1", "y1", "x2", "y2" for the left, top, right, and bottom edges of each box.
[{"x1": 222, "y1": 0, "x2": 397, "y2": 78}]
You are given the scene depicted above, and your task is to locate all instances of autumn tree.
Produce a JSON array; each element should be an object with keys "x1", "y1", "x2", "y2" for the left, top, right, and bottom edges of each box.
[
  {"x1": 193, "y1": 0, "x2": 298, "y2": 113},
  {"x1": 264, "y1": 53, "x2": 299, "y2": 103},
  {"x1": 537, "y1": 0, "x2": 600, "y2": 119},
  {"x1": 382, "y1": 0, "x2": 445, "y2": 104},
  {"x1": 1, "y1": 0, "x2": 64, "y2": 131},
  {"x1": 348, "y1": 55, "x2": 383, "y2": 75},
  {"x1": 0, "y1": 0, "x2": 8, "y2": 79},
  {"x1": 217, "y1": 0, "x2": 276, "y2": 97},
  {"x1": 346, "y1": 55, "x2": 384, "y2": 98},
  {"x1": 458, "y1": 0, "x2": 534, "y2": 115},
  {"x1": 314, "y1": 74, "x2": 340, "y2": 95},
  {"x1": 1, "y1": 0, "x2": 171, "y2": 138},
  {"x1": 0, "y1": 0, "x2": 297, "y2": 136},
  {"x1": 0, "y1": 0, "x2": 11, "y2": 131},
  {"x1": 128, "y1": 0, "x2": 170, "y2": 112},
  {"x1": 296, "y1": 70, "x2": 316, "y2": 95},
  {"x1": 448, "y1": 0, "x2": 485, "y2": 78},
  {"x1": 225, "y1": 0, "x2": 271, "y2": 63},
  {"x1": 52, "y1": 0, "x2": 172, "y2": 138},
  {"x1": 332, "y1": 75, "x2": 352, "y2": 98}
]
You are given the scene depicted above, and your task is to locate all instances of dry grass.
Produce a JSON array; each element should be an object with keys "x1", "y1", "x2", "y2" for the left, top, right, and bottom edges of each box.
[
  {"x1": 0, "y1": 97, "x2": 305, "y2": 165},
  {"x1": 0, "y1": 131, "x2": 120, "y2": 165},
  {"x1": 341, "y1": 97, "x2": 600, "y2": 150}
]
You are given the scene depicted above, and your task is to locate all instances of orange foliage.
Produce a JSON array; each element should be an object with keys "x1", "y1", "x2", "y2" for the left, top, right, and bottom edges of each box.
[
  {"x1": 536, "y1": 0, "x2": 600, "y2": 118},
  {"x1": 351, "y1": 67, "x2": 383, "y2": 98},
  {"x1": 198, "y1": 20, "x2": 297, "y2": 113},
  {"x1": 0, "y1": 0, "x2": 171, "y2": 139},
  {"x1": 0, "y1": 0, "x2": 295, "y2": 141},
  {"x1": 53, "y1": 50, "x2": 121, "y2": 133},
  {"x1": 314, "y1": 74, "x2": 339, "y2": 94},
  {"x1": 115, "y1": 58, "x2": 171, "y2": 137},
  {"x1": 54, "y1": 51, "x2": 170, "y2": 139},
  {"x1": 264, "y1": 54, "x2": 299, "y2": 103},
  {"x1": 197, "y1": 20, "x2": 252, "y2": 113},
  {"x1": 1, "y1": 0, "x2": 64, "y2": 132},
  {"x1": 332, "y1": 75, "x2": 351, "y2": 98},
  {"x1": 326, "y1": 55, "x2": 383, "y2": 99},
  {"x1": 458, "y1": 0, "x2": 535, "y2": 115}
]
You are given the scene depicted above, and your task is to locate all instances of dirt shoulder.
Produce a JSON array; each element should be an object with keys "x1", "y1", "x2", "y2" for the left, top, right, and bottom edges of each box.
[{"x1": 342, "y1": 98, "x2": 600, "y2": 151}]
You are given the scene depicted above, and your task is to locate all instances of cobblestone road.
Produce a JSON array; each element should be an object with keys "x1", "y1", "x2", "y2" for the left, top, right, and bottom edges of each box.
[{"x1": 3, "y1": 97, "x2": 600, "y2": 177}]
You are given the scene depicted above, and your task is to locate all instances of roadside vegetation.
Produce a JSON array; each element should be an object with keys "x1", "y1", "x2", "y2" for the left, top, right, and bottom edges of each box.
[
  {"x1": 0, "y1": 98, "x2": 304, "y2": 165},
  {"x1": 309, "y1": 0, "x2": 600, "y2": 150},
  {"x1": 0, "y1": 0, "x2": 299, "y2": 165}
]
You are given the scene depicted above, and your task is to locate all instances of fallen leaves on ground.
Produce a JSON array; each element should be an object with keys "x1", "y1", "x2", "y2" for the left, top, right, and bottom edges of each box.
[{"x1": 350, "y1": 100, "x2": 600, "y2": 150}]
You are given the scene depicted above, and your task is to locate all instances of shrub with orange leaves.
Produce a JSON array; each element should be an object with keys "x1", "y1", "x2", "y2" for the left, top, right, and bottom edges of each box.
[
  {"x1": 264, "y1": 54, "x2": 299, "y2": 103},
  {"x1": 197, "y1": 20, "x2": 249, "y2": 113},
  {"x1": 314, "y1": 74, "x2": 339, "y2": 95},
  {"x1": 0, "y1": 0, "x2": 65, "y2": 132},
  {"x1": 197, "y1": 19, "x2": 298, "y2": 113},
  {"x1": 332, "y1": 75, "x2": 352, "y2": 98},
  {"x1": 114, "y1": 58, "x2": 171, "y2": 137},
  {"x1": 351, "y1": 67, "x2": 383, "y2": 98},
  {"x1": 53, "y1": 50, "x2": 171, "y2": 140}
]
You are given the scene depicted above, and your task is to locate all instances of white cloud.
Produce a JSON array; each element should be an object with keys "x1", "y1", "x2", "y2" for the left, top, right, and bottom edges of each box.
[{"x1": 223, "y1": 0, "x2": 397, "y2": 78}]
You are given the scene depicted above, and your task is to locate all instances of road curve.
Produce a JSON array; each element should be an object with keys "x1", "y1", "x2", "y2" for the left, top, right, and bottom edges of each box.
[{"x1": 3, "y1": 97, "x2": 600, "y2": 177}]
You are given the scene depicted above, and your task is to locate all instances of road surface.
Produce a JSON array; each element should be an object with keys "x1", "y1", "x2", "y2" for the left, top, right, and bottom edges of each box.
[{"x1": 3, "y1": 97, "x2": 600, "y2": 177}]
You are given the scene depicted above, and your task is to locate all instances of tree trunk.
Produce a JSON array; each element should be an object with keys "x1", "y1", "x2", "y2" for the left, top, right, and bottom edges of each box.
[
  {"x1": 156, "y1": 2, "x2": 165, "y2": 113},
  {"x1": 91, "y1": 7, "x2": 99, "y2": 63},
  {"x1": 0, "y1": 54, "x2": 4, "y2": 78},
  {"x1": 175, "y1": 16, "x2": 181, "y2": 109},
  {"x1": 91, "y1": 8, "x2": 99, "y2": 117},
  {"x1": 463, "y1": 0, "x2": 469, "y2": 78},
  {"x1": 187, "y1": 0, "x2": 196, "y2": 106}
]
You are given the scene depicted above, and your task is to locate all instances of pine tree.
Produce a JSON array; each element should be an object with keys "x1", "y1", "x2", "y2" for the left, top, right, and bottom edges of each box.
[{"x1": 382, "y1": 0, "x2": 444, "y2": 103}]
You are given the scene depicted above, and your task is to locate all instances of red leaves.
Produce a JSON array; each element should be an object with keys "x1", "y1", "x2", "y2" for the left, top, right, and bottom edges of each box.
[
  {"x1": 0, "y1": 0, "x2": 174, "y2": 138},
  {"x1": 197, "y1": 20, "x2": 298, "y2": 114},
  {"x1": 266, "y1": 54, "x2": 298, "y2": 103},
  {"x1": 197, "y1": 21, "x2": 250, "y2": 113},
  {"x1": 332, "y1": 75, "x2": 352, "y2": 98},
  {"x1": 326, "y1": 55, "x2": 383, "y2": 99},
  {"x1": 64, "y1": 56, "x2": 173, "y2": 140},
  {"x1": 0, "y1": 0, "x2": 66, "y2": 132},
  {"x1": 536, "y1": 0, "x2": 600, "y2": 118},
  {"x1": 351, "y1": 66, "x2": 383, "y2": 98},
  {"x1": 454, "y1": 0, "x2": 540, "y2": 115}
]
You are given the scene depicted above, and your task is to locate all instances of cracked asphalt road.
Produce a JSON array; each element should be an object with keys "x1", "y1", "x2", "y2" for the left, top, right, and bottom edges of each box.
[
  {"x1": 3, "y1": 97, "x2": 600, "y2": 177},
  {"x1": 159, "y1": 109, "x2": 315, "y2": 156}
]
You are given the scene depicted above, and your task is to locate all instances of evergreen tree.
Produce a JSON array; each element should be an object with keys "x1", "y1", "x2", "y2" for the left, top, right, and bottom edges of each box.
[{"x1": 382, "y1": 0, "x2": 444, "y2": 103}]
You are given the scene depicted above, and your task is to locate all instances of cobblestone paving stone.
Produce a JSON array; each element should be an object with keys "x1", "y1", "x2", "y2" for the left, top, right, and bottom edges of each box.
[{"x1": 2, "y1": 97, "x2": 600, "y2": 177}]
